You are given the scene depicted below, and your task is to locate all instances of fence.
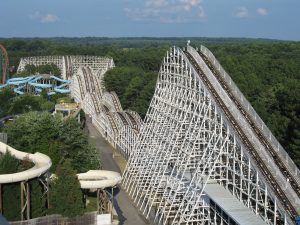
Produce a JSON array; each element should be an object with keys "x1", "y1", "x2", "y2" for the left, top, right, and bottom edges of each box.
[{"x1": 10, "y1": 212, "x2": 97, "y2": 225}]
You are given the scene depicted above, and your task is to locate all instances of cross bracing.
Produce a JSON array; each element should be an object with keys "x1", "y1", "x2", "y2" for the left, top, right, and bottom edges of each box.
[
  {"x1": 123, "y1": 45, "x2": 300, "y2": 225},
  {"x1": 69, "y1": 63, "x2": 141, "y2": 155},
  {"x1": 17, "y1": 55, "x2": 114, "y2": 79}
]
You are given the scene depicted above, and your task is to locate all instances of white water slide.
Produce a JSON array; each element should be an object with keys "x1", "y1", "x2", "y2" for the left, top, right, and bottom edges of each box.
[
  {"x1": 0, "y1": 142, "x2": 51, "y2": 184},
  {"x1": 0, "y1": 142, "x2": 121, "y2": 189},
  {"x1": 78, "y1": 170, "x2": 122, "y2": 189}
]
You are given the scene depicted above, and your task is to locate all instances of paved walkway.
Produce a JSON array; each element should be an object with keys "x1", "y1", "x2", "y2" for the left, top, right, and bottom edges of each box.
[{"x1": 86, "y1": 120, "x2": 149, "y2": 225}]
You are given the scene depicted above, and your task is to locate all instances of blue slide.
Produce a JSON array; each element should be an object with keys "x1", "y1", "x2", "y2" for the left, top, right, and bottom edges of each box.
[{"x1": 0, "y1": 75, "x2": 71, "y2": 96}]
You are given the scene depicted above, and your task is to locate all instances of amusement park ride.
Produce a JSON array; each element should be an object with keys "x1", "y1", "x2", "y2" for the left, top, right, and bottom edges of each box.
[
  {"x1": 0, "y1": 44, "x2": 9, "y2": 84},
  {"x1": 1, "y1": 74, "x2": 71, "y2": 95},
  {"x1": 0, "y1": 44, "x2": 72, "y2": 95}
]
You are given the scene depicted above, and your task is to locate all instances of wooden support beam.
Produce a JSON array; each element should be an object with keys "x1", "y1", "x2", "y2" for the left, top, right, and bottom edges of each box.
[
  {"x1": 20, "y1": 181, "x2": 30, "y2": 221},
  {"x1": 20, "y1": 182, "x2": 24, "y2": 221}
]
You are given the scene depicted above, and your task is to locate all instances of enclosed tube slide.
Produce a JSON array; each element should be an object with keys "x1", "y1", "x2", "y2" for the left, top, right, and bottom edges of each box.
[{"x1": 0, "y1": 141, "x2": 52, "y2": 184}]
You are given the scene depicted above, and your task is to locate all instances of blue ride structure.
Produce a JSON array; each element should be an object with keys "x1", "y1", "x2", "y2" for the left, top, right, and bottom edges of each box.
[{"x1": 0, "y1": 74, "x2": 71, "y2": 95}]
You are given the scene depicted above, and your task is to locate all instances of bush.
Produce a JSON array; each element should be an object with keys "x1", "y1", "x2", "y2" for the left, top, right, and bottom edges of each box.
[{"x1": 49, "y1": 160, "x2": 84, "y2": 217}]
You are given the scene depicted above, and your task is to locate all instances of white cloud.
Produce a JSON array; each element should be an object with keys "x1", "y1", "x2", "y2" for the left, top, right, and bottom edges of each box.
[
  {"x1": 124, "y1": 0, "x2": 205, "y2": 23},
  {"x1": 257, "y1": 8, "x2": 268, "y2": 16},
  {"x1": 197, "y1": 5, "x2": 205, "y2": 17},
  {"x1": 146, "y1": 0, "x2": 168, "y2": 8},
  {"x1": 29, "y1": 11, "x2": 59, "y2": 23},
  {"x1": 235, "y1": 7, "x2": 249, "y2": 18},
  {"x1": 41, "y1": 14, "x2": 59, "y2": 23},
  {"x1": 29, "y1": 11, "x2": 41, "y2": 20}
]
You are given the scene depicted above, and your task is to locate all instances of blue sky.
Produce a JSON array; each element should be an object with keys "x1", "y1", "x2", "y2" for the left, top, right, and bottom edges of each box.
[{"x1": 0, "y1": 0, "x2": 299, "y2": 40}]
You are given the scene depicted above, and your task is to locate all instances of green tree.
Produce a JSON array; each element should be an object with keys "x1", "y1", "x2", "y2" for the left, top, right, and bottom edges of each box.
[
  {"x1": 104, "y1": 66, "x2": 157, "y2": 117},
  {"x1": 49, "y1": 160, "x2": 84, "y2": 217},
  {"x1": 0, "y1": 151, "x2": 19, "y2": 174},
  {"x1": 58, "y1": 118, "x2": 100, "y2": 172},
  {"x1": 4, "y1": 112, "x2": 61, "y2": 170},
  {"x1": 30, "y1": 180, "x2": 46, "y2": 218},
  {"x1": 0, "y1": 152, "x2": 20, "y2": 221},
  {"x1": 0, "y1": 87, "x2": 15, "y2": 117},
  {"x1": 4, "y1": 112, "x2": 100, "y2": 172},
  {"x1": 17, "y1": 64, "x2": 61, "y2": 77},
  {"x1": 8, "y1": 94, "x2": 42, "y2": 114}
]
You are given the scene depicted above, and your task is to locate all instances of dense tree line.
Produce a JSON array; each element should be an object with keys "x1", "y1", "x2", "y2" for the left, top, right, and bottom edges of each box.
[
  {"x1": 104, "y1": 67, "x2": 156, "y2": 118},
  {"x1": 207, "y1": 43, "x2": 300, "y2": 166},
  {"x1": 0, "y1": 38, "x2": 168, "y2": 73}
]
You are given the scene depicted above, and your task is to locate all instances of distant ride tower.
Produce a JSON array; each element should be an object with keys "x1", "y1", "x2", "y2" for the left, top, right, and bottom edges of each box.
[{"x1": 0, "y1": 44, "x2": 9, "y2": 84}]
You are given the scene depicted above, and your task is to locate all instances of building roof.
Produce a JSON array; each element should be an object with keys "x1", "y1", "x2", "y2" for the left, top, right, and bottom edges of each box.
[{"x1": 204, "y1": 183, "x2": 266, "y2": 225}]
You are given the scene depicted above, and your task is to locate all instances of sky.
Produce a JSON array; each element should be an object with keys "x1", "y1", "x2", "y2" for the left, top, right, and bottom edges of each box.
[{"x1": 0, "y1": 0, "x2": 299, "y2": 40}]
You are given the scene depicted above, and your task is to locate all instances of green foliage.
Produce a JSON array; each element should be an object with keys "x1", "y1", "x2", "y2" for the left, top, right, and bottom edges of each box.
[
  {"x1": 104, "y1": 66, "x2": 157, "y2": 117},
  {"x1": 208, "y1": 43, "x2": 300, "y2": 167},
  {"x1": 0, "y1": 91, "x2": 55, "y2": 117},
  {"x1": 4, "y1": 112, "x2": 100, "y2": 172},
  {"x1": 0, "y1": 152, "x2": 20, "y2": 221},
  {"x1": 48, "y1": 93, "x2": 71, "y2": 104},
  {"x1": 59, "y1": 118, "x2": 100, "y2": 172},
  {"x1": 30, "y1": 180, "x2": 46, "y2": 218},
  {"x1": 9, "y1": 94, "x2": 42, "y2": 114},
  {"x1": 0, "y1": 87, "x2": 15, "y2": 117},
  {"x1": 0, "y1": 151, "x2": 19, "y2": 174},
  {"x1": 4, "y1": 112, "x2": 61, "y2": 169},
  {"x1": 16, "y1": 64, "x2": 61, "y2": 77},
  {"x1": 79, "y1": 109, "x2": 86, "y2": 122},
  {"x1": 49, "y1": 160, "x2": 84, "y2": 217},
  {"x1": 2, "y1": 184, "x2": 20, "y2": 221},
  {"x1": 111, "y1": 47, "x2": 167, "y2": 72}
]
